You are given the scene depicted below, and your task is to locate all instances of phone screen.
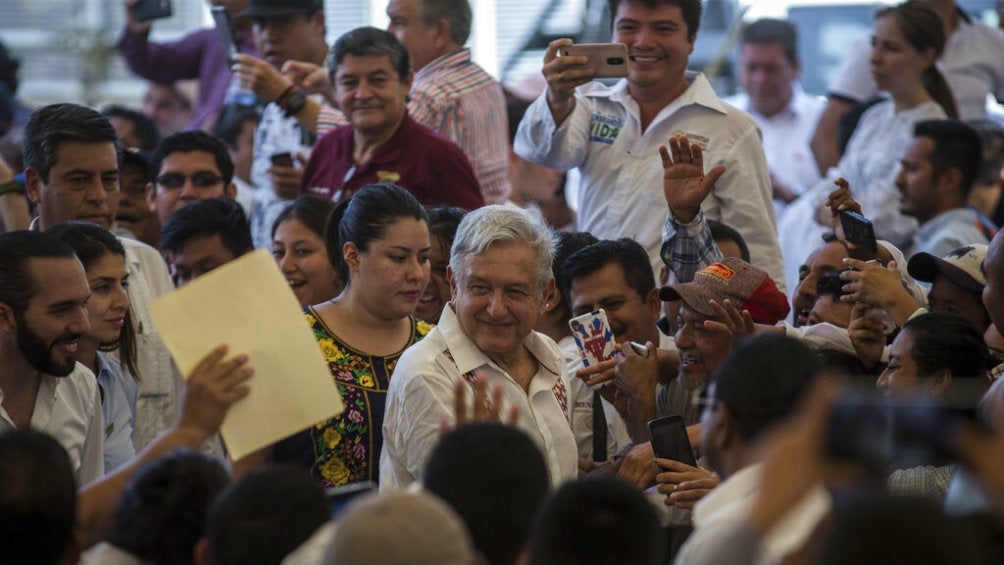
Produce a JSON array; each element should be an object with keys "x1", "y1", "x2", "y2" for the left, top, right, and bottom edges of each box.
[{"x1": 648, "y1": 415, "x2": 697, "y2": 467}]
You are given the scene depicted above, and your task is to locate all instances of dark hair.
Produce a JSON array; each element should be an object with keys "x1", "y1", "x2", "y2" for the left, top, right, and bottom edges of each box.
[
  {"x1": 0, "y1": 41, "x2": 20, "y2": 93},
  {"x1": 816, "y1": 269, "x2": 851, "y2": 302},
  {"x1": 560, "y1": 238, "x2": 655, "y2": 308},
  {"x1": 714, "y1": 333, "x2": 824, "y2": 442},
  {"x1": 967, "y1": 118, "x2": 1004, "y2": 188},
  {"x1": 607, "y1": 0, "x2": 702, "y2": 39},
  {"x1": 912, "y1": 119, "x2": 981, "y2": 197},
  {"x1": 506, "y1": 92, "x2": 532, "y2": 146},
  {"x1": 553, "y1": 231, "x2": 601, "y2": 322},
  {"x1": 161, "y1": 197, "x2": 252, "y2": 258},
  {"x1": 529, "y1": 477, "x2": 665, "y2": 565},
  {"x1": 419, "y1": 0, "x2": 472, "y2": 45},
  {"x1": 23, "y1": 103, "x2": 118, "y2": 183},
  {"x1": 325, "y1": 183, "x2": 428, "y2": 283},
  {"x1": 329, "y1": 27, "x2": 410, "y2": 82},
  {"x1": 102, "y1": 105, "x2": 161, "y2": 151},
  {"x1": 45, "y1": 221, "x2": 139, "y2": 380},
  {"x1": 902, "y1": 312, "x2": 988, "y2": 383},
  {"x1": 150, "y1": 130, "x2": 235, "y2": 185},
  {"x1": 875, "y1": 1, "x2": 958, "y2": 119},
  {"x1": 214, "y1": 103, "x2": 262, "y2": 150},
  {"x1": 427, "y1": 205, "x2": 466, "y2": 249},
  {"x1": 741, "y1": 18, "x2": 798, "y2": 63},
  {"x1": 425, "y1": 423, "x2": 550, "y2": 565},
  {"x1": 708, "y1": 219, "x2": 751, "y2": 262},
  {"x1": 206, "y1": 465, "x2": 329, "y2": 565},
  {"x1": 0, "y1": 230, "x2": 77, "y2": 314},
  {"x1": 0, "y1": 430, "x2": 77, "y2": 565},
  {"x1": 271, "y1": 195, "x2": 336, "y2": 241},
  {"x1": 107, "y1": 450, "x2": 229, "y2": 565}
]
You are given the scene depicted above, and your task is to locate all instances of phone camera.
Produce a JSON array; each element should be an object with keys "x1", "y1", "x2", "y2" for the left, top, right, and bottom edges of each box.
[{"x1": 607, "y1": 57, "x2": 625, "y2": 65}]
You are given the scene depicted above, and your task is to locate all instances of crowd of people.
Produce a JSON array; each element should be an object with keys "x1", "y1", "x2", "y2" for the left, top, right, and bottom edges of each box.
[{"x1": 4, "y1": 0, "x2": 1004, "y2": 563}]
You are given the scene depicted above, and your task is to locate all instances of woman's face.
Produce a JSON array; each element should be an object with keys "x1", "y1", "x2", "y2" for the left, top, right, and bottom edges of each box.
[
  {"x1": 414, "y1": 234, "x2": 451, "y2": 323},
  {"x1": 877, "y1": 329, "x2": 932, "y2": 395},
  {"x1": 347, "y1": 217, "x2": 431, "y2": 320},
  {"x1": 869, "y1": 15, "x2": 933, "y2": 96},
  {"x1": 85, "y1": 253, "x2": 130, "y2": 345},
  {"x1": 273, "y1": 218, "x2": 341, "y2": 308}
]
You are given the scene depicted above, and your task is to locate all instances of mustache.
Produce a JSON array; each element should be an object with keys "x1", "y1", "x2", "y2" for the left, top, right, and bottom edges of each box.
[{"x1": 52, "y1": 332, "x2": 82, "y2": 345}]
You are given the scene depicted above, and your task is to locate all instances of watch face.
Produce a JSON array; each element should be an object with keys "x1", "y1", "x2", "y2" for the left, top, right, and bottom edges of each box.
[{"x1": 284, "y1": 92, "x2": 307, "y2": 115}]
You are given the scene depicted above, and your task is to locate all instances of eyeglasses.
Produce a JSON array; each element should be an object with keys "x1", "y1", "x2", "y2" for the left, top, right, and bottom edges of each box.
[{"x1": 155, "y1": 172, "x2": 224, "y2": 189}]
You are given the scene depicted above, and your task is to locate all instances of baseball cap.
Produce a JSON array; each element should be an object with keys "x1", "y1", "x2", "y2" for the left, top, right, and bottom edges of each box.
[
  {"x1": 907, "y1": 244, "x2": 988, "y2": 293},
  {"x1": 233, "y1": 0, "x2": 322, "y2": 19},
  {"x1": 659, "y1": 257, "x2": 790, "y2": 324}
]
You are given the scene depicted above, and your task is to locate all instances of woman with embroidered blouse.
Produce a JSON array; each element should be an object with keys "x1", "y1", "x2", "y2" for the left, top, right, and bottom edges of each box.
[{"x1": 234, "y1": 184, "x2": 432, "y2": 487}]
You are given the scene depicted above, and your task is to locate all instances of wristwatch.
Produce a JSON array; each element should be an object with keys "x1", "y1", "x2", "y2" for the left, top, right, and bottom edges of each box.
[
  {"x1": 0, "y1": 179, "x2": 24, "y2": 196},
  {"x1": 281, "y1": 91, "x2": 307, "y2": 118}
]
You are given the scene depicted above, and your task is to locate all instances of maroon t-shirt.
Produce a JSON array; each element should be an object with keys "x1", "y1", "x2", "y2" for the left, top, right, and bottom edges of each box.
[{"x1": 301, "y1": 113, "x2": 485, "y2": 210}]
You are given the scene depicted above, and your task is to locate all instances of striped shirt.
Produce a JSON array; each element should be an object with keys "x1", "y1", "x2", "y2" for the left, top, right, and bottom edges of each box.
[{"x1": 410, "y1": 48, "x2": 511, "y2": 204}]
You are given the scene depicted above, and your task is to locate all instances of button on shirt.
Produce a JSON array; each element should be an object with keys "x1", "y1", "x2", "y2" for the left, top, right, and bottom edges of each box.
[
  {"x1": 380, "y1": 306, "x2": 579, "y2": 489},
  {"x1": 515, "y1": 72, "x2": 785, "y2": 291}
]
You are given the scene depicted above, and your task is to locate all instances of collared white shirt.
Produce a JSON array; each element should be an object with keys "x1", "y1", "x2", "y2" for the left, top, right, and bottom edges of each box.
[
  {"x1": 515, "y1": 72, "x2": 784, "y2": 291},
  {"x1": 380, "y1": 306, "x2": 579, "y2": 489},
  {"x1": 0, "y1": 362, "x2": 104, "y2": 486},
  {"x1": 911, "y1": 207, "x2": 989, "y2": 260}
]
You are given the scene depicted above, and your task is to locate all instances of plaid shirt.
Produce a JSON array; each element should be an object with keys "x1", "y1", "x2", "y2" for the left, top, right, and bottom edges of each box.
[{"x1": 661, "y1": 208, "x2": 723, "y2": 282}]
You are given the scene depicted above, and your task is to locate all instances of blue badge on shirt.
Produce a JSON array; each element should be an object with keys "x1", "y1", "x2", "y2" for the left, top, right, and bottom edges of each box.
[{"x1": 589, "y1": 113, "x2": 624, "y2": 145}]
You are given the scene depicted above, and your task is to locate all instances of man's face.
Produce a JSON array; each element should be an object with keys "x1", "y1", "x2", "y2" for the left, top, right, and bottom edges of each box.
[
  {"x1": 142, "y1": 85, "x2": 190, "y2": 137},
  {"x1": 794, "y1": 240, "x2": 847, "y2": 327},
  {"x1": 107, "y1": 116, "x2": 143, "y2": 149},
  {"x1": 896, "y1": 136, "x2": 941, "y2": 224},
  {"x1": 252, "y1": 12, "x2": 325, "y2": 69},
  {"x1": 386, "y1": 0, "x2": 441, "y2": 72},
  {"x1": 168, "y1": 233, "x2": 239, "y2": 287},
  {"x1": 808, "y1": 294, "x2": 852, "y2": 328},
  {"x1": 449, "y1": 241, "x2": 550, "y2": 363},
  {"x1": 985, "y1": 233, "x2": 1004, "y2": 333},
  {"x1": 6, "y1": 258, "x2": 91, "y2": 377},
  {"x1": 739, "y1": 41, "x2": 797, "y2": 118},
  {"x1": 674, "y1": 303, "x2": 732, "y2": 390},
  {"x1": 569, "y1": 262, "x2": 660, "y2": 344},
  {"x1": 612, "y1": 1, "x2": 694, "y2": 94},
  {"x1": 928, "y1": 273, "x2": 990, "y2": 331},
  {"x1": 26, "y1": 140, "x2": 120, "y2": 230},
  {"x1": 116, "y1": 161, "x2": 160, "y2": 248},
  {"x1": 147, "y1": 150, "x2": 233, "y2": 226},
  {"x1": 334, "y1": 54, "x2": 411, "y2": 138}
]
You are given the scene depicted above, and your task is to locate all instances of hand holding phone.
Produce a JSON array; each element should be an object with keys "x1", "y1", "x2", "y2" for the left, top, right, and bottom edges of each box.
[
  {"x1": 559, "y1": 43, "x2": 629, "y2": 78},
  {"x1": 133, "y1": 0, "x2": 173, "y2": 22},
  {"x1": 839, "y1": 210, "x2": 879, "y2": 261},
  {"x1": 569, "y1": 309, "x2": 616, "y2": 368},
  {"x1": 648, "y1": 415, "x2": 698, "y2": 467},
  {"x1": 270, "y1": 152, "x2": 295, "y2": 168}
]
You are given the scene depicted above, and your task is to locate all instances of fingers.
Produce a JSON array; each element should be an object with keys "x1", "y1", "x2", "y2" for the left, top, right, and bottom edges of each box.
[
  {"x1": 453, "y1": 377, "x2": 467, "y2": 424},
  {"x1": 543, "y1": 38, "x2": 573, "y2": 64},
  {"x1": 654, "y1": 458, "x2": 696, "y2": 473}
]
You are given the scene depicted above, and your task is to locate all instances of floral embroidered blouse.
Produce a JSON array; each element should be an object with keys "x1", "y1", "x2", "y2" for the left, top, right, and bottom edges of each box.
[{"x1": 271, "y1": 307, "x2": 432, "y2": 488}]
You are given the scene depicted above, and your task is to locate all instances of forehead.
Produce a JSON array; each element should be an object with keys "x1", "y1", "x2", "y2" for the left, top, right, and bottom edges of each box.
[
  {"x1": 159, "y1": 150, "x2": 221, "y2": 175},
  {"x1": 873, "y1": 14, "x2": 906, "y2": 41},
  {"x1": 26, "y1": 257, "x2": 89, "y2": 305},
  {"x1": 87, "y1": 252, "x2": 127, "y2": 277},
  {"x1": 387, "y1": 0, "x2": 419, "y2": 15},
  {"x1": 806, "y1": 241, "x2": 847, "y2": 271},
  {"x1": 614, "y1": 1, "x2": 684, "y2": 23},
  {"x1": 679, "y1": 302, "x2": 719, "y2": 324},
  {"x1": 50, "y1": 141, "x2": 118, "y2": 174},
  {"x1": 336, "y1": 54, "x2": 398, "y2": 77},
  {"x1": 569, "y1": 262, "x2": 635, "y2": 299},
  {"x1": 172, "y1": 233, "x2": 234, "y2": 265},
  {"x1": 461, "y1": 241, "x2": 540, "y2": 284},
  {"x1": 903, "y1": 136, "x2": 935, "y2": 164},
  {"x1": 740, "y1": 42, "x2": 789, "y2": 63},
  {"x1": 929, "y1": 273, "x2": 981, "y2": 304}
]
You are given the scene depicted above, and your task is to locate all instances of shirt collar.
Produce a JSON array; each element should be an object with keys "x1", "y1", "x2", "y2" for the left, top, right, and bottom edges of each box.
[
  {"x1": 414, "y1": 48, "x2": 471, "y2": 82},
  {"x1": 437, "y1": 304, "x2": 562, "y2": 378}
]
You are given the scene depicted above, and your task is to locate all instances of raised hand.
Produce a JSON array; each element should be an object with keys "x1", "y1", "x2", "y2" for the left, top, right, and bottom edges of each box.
[{"x1": 660, "y1": 135, "x2": 725, "y2": 224}]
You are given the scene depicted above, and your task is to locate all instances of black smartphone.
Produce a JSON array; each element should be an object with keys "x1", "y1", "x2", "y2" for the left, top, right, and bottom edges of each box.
[
  {"x1": 270, "y1": 152, "x2": 294, "y2": 168},
  {"x1": 839, "y1": 210, "x2": 879, "y2": 260},
  {"x1": 134, "y1": 0, "x2": 173, "y2": 21},
  {"x1": 648, "y1": 414, "x2": 697, "y2": 467},
  {"x1": 325, "y1": 481, "x2": 376, "y2": 518},
  {"x1": 211, "y1": 6, "x2": 240, "y2": 62}
]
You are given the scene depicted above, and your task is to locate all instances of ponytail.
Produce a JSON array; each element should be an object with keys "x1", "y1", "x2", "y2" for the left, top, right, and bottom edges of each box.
[{"x1": 923, "y1": 66, "x2": 959, "y2": 119}]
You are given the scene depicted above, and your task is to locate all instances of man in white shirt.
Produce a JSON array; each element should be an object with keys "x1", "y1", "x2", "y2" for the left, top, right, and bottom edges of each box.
[
  {"x1": 0, "y1": 231, "x2": 104, "y2": 485},
  {"x1": 381, "y1": 205, "x2": 579, "y2": 489},
  {"x1": 515, "y1": 0, "x2": 785, "y2": 289},
  {"x1": 723, "y1": 18, "x2": 824, "y2": 214}
]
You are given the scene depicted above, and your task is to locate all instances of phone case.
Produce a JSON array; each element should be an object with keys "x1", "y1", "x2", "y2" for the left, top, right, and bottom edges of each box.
[
  {"x1": 569, "y1": 309, "x2": 616, "y2": 367},
  {"x1": 648, "y1": 415, "x2": 697, "y2": 467},
  {"x1": 839, "y1": 210, "x2": 878, "y2": 255},
  {"x1": 560, "y1": 43, "x2": 629, "y2": 78},
  {"x1": 211, "y1": 6, "x2": 240, "y2": 60},
  {"x1": 135, "y1": 0, "x2": 172, "y2": 22}
]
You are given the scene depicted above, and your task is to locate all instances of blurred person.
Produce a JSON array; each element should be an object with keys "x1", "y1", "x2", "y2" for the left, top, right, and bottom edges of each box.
[
  {"x1": 385, "y1": 0, "x2": 511, "y2": 204},
  {"x1": 146, "y1": 130, "x2": 238, "y2": 228},
  {"x1": 529, "y1": 476, "x2": 666, "y2": 565},
  {"x1": 967, "y1": 118, "x2": 1004, "y2": 227},
  {"x1": 102, "y1": 106, "x2": 160, "y2": 151},
  {"x1": 270, "y1": 195, "x2": 340, "y2": 308},
  {"x1": 214, "y1": 103, "x2": 262, "y2": 218},
  {"x1": 724, "y1": 18, "x2": 824, "y2": 210},
  {"x1": 46, "y1": 222, "x2": 139, "y2": 473},
  {"x1": 115, "y1": 148, "x2": 161, "y2": 248},
  {"x1": 0, "y1": 40, "x2": 32, "y2": 128},
  {"x1": 424, "y1": 423, "x2": 550, "y2": 565},
  {"x1": 381, "y1": 204, "x2": 579, "y2": 489},
  {"x1": 505, "y1": 94, "x2": 565, "y2": 211},
  {"x1": 119, "y1": 0, "x2": 256, "y2": 132},
  {"x1": 141, "y1": 83, "x2": 194, "y2": 138},
  {"x1": 300, "y1": 27, "x2": 483, "y2": 211},
  {"x1": 234, "y1": 184, "x2": 432, "y2": 487},
  {"x1": 810, "y1": 0, "x2": 1004, "y2": 172},
  {"x1": 415, "y1": 205, "x2": 465, "y2": 324},
  {"x1": 160, "y1": 197, "x2": 252, "y2": 287},
  {"x1": 807, "y1": 270, "x2": 853, "y2": 328},
  {"x1": 515, "y1": 0, "x2": 784, "y2": 287}
]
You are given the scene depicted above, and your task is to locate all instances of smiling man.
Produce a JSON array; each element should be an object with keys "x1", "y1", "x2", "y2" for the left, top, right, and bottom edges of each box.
[
  {"x1": 300, "y1": 26, "x2": 483, "y2": 211},
  {"x1": 146, "y1": 130, "x2": 238, "y2": 228},
  {"x1": 0, "y1": 231, "x2": 104, "y2": 485},
  {"x1": 515, "y1": 0, "x2": 784, "y2": 289}
]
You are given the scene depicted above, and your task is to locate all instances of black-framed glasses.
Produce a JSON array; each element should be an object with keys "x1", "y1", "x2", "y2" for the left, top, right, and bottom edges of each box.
[{"x1": 155, "y1": 172, "x2": 224, "y2": 189}]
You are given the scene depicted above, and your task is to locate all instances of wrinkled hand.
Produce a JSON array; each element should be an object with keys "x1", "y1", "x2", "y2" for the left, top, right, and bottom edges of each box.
[
  {"x1": 613, "y1": 341, "x2": 659, "y2": 403},
  {"x1": 542, "y1": 38, "x2": 595, "y2": 110},
  {"x1": 446, "y1": 372, "x2": 520, "y2": 432},
  {"x1": 660, "y1": 135, "x2": 725, "y2": 224},
  {"x1": 704, "y1": 299, "x2": 755, "y2": 340},
  {"x1": 231, "y1": 53, "x2": 291, "y2": 102},
  {"x1": 282, "y1": 60, "x2": 335, "y2": 106},
  {"x1": 123, "y1": 0, "x2": 152, "y2": 35},
  {"x1": 655, "y1": 458, "x2": 719, "y2": 508},
  {"x1": 177, "y1": 344, "x2": 254, "y2": 438},
  {"x1": 847, "y1": 303, "x2": 886, "y2": 370},
  {"x1": 269, "y1": 151, "x2": 306, "y2": 200},
  {"x1": 816, "y1": 177, "x2": 859, "y2": 228},
  {"x1": 578, "y1": 456, "x2": 610, "y2": 478},
  {"x1": 839, "y1": 258, "x2": 904, "y2": 309},
  {"x1": 617, "y1": 441, "x2": 659, "y2": 489}
]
